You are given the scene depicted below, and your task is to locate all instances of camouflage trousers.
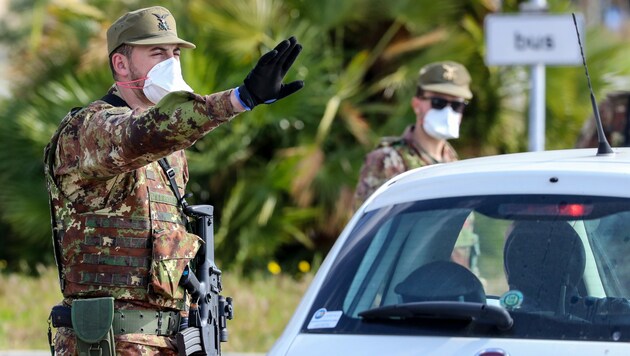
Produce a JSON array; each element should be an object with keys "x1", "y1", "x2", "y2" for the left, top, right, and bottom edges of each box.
[{"x1": 54, "y1": 327, "x2": 178, "y2": 355}]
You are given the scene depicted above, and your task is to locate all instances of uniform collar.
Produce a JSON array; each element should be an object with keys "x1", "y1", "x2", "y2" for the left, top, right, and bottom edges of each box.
[{"x1": 402, "y1": 125, "x2": 458, "y2": 164}]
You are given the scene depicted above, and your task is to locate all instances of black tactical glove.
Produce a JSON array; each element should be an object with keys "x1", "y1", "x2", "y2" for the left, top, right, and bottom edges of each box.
[{"x1": 236, "y1": 36, "x2": 304, "y2": 110}]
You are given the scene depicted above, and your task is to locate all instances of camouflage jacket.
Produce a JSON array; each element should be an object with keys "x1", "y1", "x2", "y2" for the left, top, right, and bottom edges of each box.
[
  {"x1": 45, "y1": 86, "x2": 239, "y2": 312},
  {"x1": 353, "y1": 125, "x2": 458, "y2": 208}
]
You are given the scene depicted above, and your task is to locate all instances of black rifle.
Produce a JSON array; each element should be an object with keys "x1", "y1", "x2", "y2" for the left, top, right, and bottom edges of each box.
[
  {"x1": 177, "y1": 204, "x2": 234, "y2": 355},
  {"x1": 156, "y1": 158, "x2": 233, "y2": 356}
]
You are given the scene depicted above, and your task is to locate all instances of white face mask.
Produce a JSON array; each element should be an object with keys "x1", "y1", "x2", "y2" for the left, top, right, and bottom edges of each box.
[
  {"x1": 117, "y1": 57, "x2": 193, "y2": 104},
  {"x1": 422, "y1": 107, "x2": 462, "y2": 140},
  {"x1": 142, "y1": 57, "x2": 193, "y2": 104}
]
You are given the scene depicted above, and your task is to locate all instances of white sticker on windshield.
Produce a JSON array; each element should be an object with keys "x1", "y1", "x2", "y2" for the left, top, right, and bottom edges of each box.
[{"x1": 307, "y1": 308, "x2": 343, "y2": 329}]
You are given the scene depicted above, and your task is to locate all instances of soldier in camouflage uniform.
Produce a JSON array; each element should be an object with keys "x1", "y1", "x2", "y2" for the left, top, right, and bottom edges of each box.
[
  {"x1": 353, "y1": 61, "x2": 473, "y2": 207},
  {"x1": 44, "y1": 6, "x2": 303, "y2": 355},
  {"x1": 576, "y1": 91, "x2": 630, "y2": 148},
  {"x1": 353, "y1": 61, "x2": 480, "y2": 273}
]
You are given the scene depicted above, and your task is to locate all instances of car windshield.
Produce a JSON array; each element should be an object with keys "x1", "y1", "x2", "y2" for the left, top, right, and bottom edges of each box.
[{"x1": 303, "y1": 194, "x2": 630, "y2": 341}]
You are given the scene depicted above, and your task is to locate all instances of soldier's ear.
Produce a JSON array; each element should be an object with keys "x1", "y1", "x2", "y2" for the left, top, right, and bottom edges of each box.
[{"x1": 111, "y1": 53, "x2": 130, "y2": 78}]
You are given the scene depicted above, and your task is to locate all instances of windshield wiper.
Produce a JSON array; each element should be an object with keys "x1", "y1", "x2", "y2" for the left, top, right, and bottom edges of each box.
[{"x1": 359, "y1": 301, "x2": 513, "y2": 331}]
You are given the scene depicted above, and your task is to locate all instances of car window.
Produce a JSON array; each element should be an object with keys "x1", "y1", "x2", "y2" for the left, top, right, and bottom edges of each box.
[
  {"x1": 344, "y1": 209, "x2": 471, "y2": 315},
  {"x1": 305, "y1": 195, "x2": 630, "y2": 341},
  {"x1": 585, "y1": 211, "x2": 630, "y2": 297}
]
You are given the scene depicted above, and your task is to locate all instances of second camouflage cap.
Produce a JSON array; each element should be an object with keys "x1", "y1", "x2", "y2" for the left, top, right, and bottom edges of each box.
[
  {"x1": 107, "y1": 6, "x2": 196, "y2": 55},
  {"x1": 417, "y1": 61, "x2": 473, "y2": 100}
]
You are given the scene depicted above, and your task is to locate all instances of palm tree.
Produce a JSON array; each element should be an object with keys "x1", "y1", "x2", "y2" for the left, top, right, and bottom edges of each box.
[
  {"x1": 178, "y1": 0, "x2": 495, "y2": 272},
  {"x1": 1, "y1": 0, "x2": 629, "y2": 274},
  {"x1": 0, "y1": 0, "x2": 119, "y2": 270}
]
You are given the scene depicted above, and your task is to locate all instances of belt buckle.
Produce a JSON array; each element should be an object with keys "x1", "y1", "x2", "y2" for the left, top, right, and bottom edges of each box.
[{"x1": 156, "y1": 311, "x2": 164, "y2": 336}]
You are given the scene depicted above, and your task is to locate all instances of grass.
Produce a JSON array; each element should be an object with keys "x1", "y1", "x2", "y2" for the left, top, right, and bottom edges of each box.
[
  {"x1": 0, "y1": 266, "x2": 312, "y2": 353},
  {"x1": 221, "y1": 271, "x2": 312, "y2": 353}
]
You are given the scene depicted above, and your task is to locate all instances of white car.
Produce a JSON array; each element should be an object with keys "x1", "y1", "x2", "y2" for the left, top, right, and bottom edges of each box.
[{"x1": 270, "y1": 147, "x2": 630, "y2": 356}]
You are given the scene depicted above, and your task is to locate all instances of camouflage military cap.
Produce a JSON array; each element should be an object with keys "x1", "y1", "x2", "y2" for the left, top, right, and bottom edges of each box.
[
  {"x1": 107, "y1": 6, "x2": 196, "y2": 55},
  {"x1": 418, "y1": 61, "x2": 473, "y2": 100}
]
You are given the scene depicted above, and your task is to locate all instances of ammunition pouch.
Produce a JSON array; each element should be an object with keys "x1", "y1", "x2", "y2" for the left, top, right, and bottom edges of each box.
[{"x1": 72, "y1": 297, "x2": 115, "y2": 356}]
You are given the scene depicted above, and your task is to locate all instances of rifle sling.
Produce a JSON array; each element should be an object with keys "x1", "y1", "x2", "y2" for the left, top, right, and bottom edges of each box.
[{"x1": 157, "y1": 158, "x2": 184, "y2": 207}]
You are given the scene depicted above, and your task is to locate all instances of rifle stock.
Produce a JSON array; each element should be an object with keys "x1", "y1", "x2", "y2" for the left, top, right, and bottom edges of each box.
[{"x1": 177, "y1": 204, "x2": 233, "y2": 356}]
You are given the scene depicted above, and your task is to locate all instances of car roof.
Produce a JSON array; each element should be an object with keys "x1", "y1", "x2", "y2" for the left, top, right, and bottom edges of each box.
[{"x1": 363, "y1": 148, "x2": 630, "y2": 212}]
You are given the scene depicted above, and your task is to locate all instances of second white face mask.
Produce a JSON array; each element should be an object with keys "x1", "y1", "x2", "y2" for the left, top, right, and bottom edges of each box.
[
  {"x1": 143, "y1": 57, "x2": 193, "y2": 104},
  {"x1": 422, "y1": 107, "x2": 462, "y2": 140}
]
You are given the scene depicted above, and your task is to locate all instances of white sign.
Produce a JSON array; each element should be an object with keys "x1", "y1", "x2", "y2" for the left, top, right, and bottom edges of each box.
[{"x1": 484, "y1": 13, "x2": 584, "y2": 66}]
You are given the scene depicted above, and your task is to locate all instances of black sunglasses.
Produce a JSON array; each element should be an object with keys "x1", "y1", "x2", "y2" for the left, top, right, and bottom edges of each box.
[{"x1": 420, "y1": 96, "x2": 468, "y2": 113}]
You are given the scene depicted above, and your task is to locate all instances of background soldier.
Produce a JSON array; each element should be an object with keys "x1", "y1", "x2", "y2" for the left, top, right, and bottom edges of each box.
[
  {"x1": 576, "y1": 91, "x2": 630, "y2": 148},
  {"x1": 353, "y1": 61, "x2": 472, "y2": 207},
  {"x1": 45, "y1": 6, "x2": 303, "y2": 355},
  {"x1": 353, "y1": 61, "x2": 480, "y2": 273}
]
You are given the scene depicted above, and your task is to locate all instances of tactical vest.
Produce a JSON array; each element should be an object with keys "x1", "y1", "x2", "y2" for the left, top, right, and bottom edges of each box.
[{"x1": 44, "y1": 106, "x2": 200, "y2": 310}]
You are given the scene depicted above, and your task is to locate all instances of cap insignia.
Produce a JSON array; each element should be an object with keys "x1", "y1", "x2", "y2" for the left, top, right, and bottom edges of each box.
[
  {"x1": 152, "y1": 13, "x2": 171, "y2": 31},
  {"x1": 442, "y1": 64, "x2": 456, "y2": 81}
]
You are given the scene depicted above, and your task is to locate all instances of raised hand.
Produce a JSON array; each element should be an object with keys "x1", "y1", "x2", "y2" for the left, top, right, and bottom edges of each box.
[{"x1": 236, "y1": 37, "x2": 304, "y2": 110}]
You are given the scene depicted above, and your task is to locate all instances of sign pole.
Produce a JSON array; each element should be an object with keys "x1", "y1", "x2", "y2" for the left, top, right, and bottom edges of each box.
[
  {"x1": 525, "y1": 0, "x2": 548, "y2": 152},
  {"x1": 529, "y1": 63, "x2": 546, "y2": 151}
]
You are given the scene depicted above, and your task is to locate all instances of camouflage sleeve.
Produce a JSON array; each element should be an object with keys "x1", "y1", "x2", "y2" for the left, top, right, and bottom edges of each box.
[
  {"x1": 58, "y1": 89, "x2": 238, "y2": 179},
  {"x1": 353, "y1": 146, "x2": 407, "y2": 209}
]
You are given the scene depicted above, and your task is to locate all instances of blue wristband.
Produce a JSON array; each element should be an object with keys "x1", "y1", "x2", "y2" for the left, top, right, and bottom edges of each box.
[{"x1": 234, "y1": 87, "x2": 252, "y2": 111}]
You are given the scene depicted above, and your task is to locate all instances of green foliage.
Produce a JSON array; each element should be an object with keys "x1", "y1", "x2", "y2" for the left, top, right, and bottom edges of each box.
[{"x1": 1, "y1": 0, "x2": 630, "y2": 274}]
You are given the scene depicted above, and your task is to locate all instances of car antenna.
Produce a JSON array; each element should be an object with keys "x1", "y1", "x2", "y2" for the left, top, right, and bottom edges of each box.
[{"x1": 572, "y1": 13, "x2": 614, "y2": 155}]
